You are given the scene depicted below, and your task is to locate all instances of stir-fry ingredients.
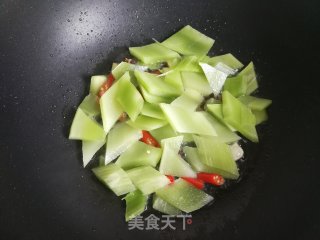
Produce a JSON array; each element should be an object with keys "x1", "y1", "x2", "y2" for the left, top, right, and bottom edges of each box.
[{"x1": 69, "y1": 25, "x2": 272, "y2": 221}]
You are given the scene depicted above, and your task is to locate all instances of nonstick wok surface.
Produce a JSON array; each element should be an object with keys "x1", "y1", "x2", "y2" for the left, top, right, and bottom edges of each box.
[{"x1": 1, "y1": 0, "x2": 320, "y2": 239}]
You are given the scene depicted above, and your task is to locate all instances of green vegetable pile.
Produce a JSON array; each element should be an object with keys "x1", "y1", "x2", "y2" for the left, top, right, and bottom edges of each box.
[{"x1": 69, "y1": 25, "x2": 272, "y2": 221}]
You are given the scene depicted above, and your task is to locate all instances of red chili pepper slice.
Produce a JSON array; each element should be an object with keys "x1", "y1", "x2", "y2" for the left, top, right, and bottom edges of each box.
[
  {"x1": 140, "y1": 130, "x2": 160, "y2": 148},
  {"x1": 181, "y1": 177, "x2": 204, "y2": 190},
  {"x1": 197, "y1": 172, "x2": 225, "y2": 186},
  {"x1": 97, "y1": 73, "x2": 115, "y2": 98},
  {"x1": 166, "y1": 175, "x2": 175, "y2": 184}
]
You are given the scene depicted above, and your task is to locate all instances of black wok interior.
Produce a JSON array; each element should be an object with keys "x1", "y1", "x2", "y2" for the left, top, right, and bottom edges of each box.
[{"x1": 1, "y1": 0, "x2": 320, "y2": 239}]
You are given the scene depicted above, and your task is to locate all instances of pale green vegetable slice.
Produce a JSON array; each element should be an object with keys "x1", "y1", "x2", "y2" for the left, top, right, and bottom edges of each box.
[
  {"x1": 139, "y1": 86, "x2": 174, "y2": 104},
  {"x1": 160, "y1": 103, "x2": 217, "y2": 136},
  {"x1": 183, "y1": 146, "x2": 239, "y2": 179},
  {"x1": 253, "y1": 109, "x2": 268, "y2": 125},
  {"x1": 163, "y1": 56, "x2": 202, "y2": 92},
  {"x1": 152, "y1": 195, "x2": 182, "y2": 215},
  {"x1": 116, "y1": 73, "x2": 144, "y2": 121},
  {"x1": 92, "y1": 163, "x2": 136, "y2": 196},
  {"x1": 127, "y1": 115, "x2": 167, "y2": 131},
  {"x1": 161, "y1": 25, "x2": 214, "y2": 56},
  {"x1": 150, "y1": 124, "x2": 178, "y2": 142},
  {"x1": 111, "y1": 61, "x2": 148, "y2": 80},
  {"x1": 193, "y1": 135, "x2": 239, "y2": 179},
  {"x1": 159, "y1": 140, "x2": 196, "y2": 178},
  {"x1": 79, "y1": 94, "x2": 100, "y2": 117},
  {"x1": 222, "y1": 91, "x2": 258, "y2": 142},
  {"x1": 238, "y1": 95, "x2": 272, "y2": 111},
  {"x1": 69, "y1": 108, "x2": 106, "y2": 141},
  {"x1": 90, "y1": 75, "x2": 106, "y2": 95},
  {"x1": 223, "y1": 75, "x2": 247, "y2": 97},
  {"x1": 105, "y1": 122, "x2": 142, "y2": 164},
  {"x1": 206, "y1": 103, "x2": 236, "y2": 131},
  {"x1": 134, "y1": 70, "x2": 180, "y2": 98},
  {"x1": 163, "y1": 70, "x2": 184, "y2": 93},
  {"x1": 127, "y1": 166, "x2": 170, "y2": 195},
  {"x1": 129, "y1": 43, "x2": 180, "y2": 64},
  {"x1": 111, "y1": 62, "x2": 133, "y2": 80},
  {"x1": 171, "y1": 89, "x2": 204, "y2": 111},
  {"x1": 82, "y1": 139, "x2": 105, "y2": 167},
  {"x1": 160, "y1": 135, "x2": 184, "y2": 153},
  {"x1": 99, "y1": 75, "x2": 124, "y2": 133},
  {"x1": 181, "y1": 71, "x2": 212, "y2": 96},
  {"x1": 174, "y1": 55, "x2": 203, "y2": 72},
  {"x1": 203, "y1": 111, "x2": 240, "y2": 143},
  {"x1": 141, "y1": 102, "x2": 165, "y2": 120},
  {"x1": 184, "y1": 146, "x2": 210, "y2": 172},
  {"x1": 111, "y1": 62, "x2": 118, "y2": 71},
  {"x1": 239, "y1": 62, "x2": 258, "y2": 95},
  {"x1": 116, "y1": 141, "x2": 162, "y2": 169},
  {"x1": 155, "y1": 178, "x2": 213, "y2": 212},
  {"x1": 124, "y1": 190, "x2": 148, "y2": 221},
  {"x1": 207, "y1": 53, "x2": 244, "y2": 70}
]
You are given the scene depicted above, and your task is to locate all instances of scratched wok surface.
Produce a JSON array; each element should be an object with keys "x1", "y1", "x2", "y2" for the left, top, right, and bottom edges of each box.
[{"x1": 1, "y1": 0, "x2": 320, "y2": 239}]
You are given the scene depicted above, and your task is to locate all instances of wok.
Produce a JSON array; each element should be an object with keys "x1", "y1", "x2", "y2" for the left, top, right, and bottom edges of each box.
[{"x1": 1, "y1": 0, "x2": 320, "y2": 239}]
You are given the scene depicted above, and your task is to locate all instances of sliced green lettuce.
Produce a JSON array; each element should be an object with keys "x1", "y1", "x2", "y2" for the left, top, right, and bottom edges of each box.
[
  {"x1": 239, "y1": 62, "x2": 258, "y2": 95},
  {"x1": 222, "y1": 91, "x2": 258, "y2": 142},
  {"x1": 129, "y1": 43, "x2": 180, "y2": 64},
  {"x1": 152, "y1": 195, "x2": 182, "y2": 215},
  {"x1": 69, "y1": 108, "x2": 106, "y2": 141},
  {"x1": 149, "y1": 124, "x2": 178, "y2": 142},
  {"x1": 90, "y1": 75, "x2": 106, "y2": 95},
  {"x1": 105, "y1": 122, "x2": 142, "y2": 164},
  {"x1": 193, "y1": 135, "x2": 239, "y2": 179},
  {"x1": 163, "y1": 70, "x2": 184, "y2": 93},
  {"x1": 141, "y1": 102, "x2": 165, "y2": 120},
  {"x1": 171, "y1": 89, "x2": 204, "y2": 111},
  {"x1": 111, "y1": 61, "x2": 148, "y2": 80},
  {"x1": 139, "y1": 86, "x2": 172, "y2": 104},
  {"x1": 116, "y1": 73, "x2": 144, "y2": 121},
  {"x1": 124, "y1": 190, "x2": 148, "y2": 221},
  {"x1": 181, "y1": 71, "x2": 212, "y2": 96},
  {"x1": 183, "y1": 146, "x2": 239, "y2": 179},
  {"x1": 223, "y1": 75, "x2": 247, "y2": 97},
  {"x1": 206, "y1": 103, "x2": 236, "y2": 131},
  {"x1": 127, "y1": 166, "x2": 170, "y2": 195},
  {"x1": 92, "y1": 163, "x2": 136, "y2": 196},
  {"x1": 79, "y1": 94, "x2": 100, "y2": 117},
  {"x1": 206, "y1": 53, "x2": 244, "y2": 70},
  {"x1": 127, "y1": 115, "x2": 167, "y2": 131},
  {"x1": 160, "y1": 103, "x2": 217, "y2": 136},
  {"x1": 203, "y1": 111, "x2": 240, "y2": 143},
  {"x1": 159, "y1": 136, "x2": 196, "y2": 177},
  {"x1": 99, "y1": 75, "x2": 124, "y2": 133},
  {"x1": 159, "y1": 143, "x2": 196, "y2": 178},
  {"x1": 116, "y1": 141, "x2": 162, "y2": 169},
  {"x1": 253, "y1": 109, "x2": 268, "y2": 125},
  {"x1": 82, "y1": 139, "x2": 105, "y2": 167},
  {"x1": 134, "y1": 70, "x2": 180, "y2": 98},
  {"x1": 162, "y1": 25, "x2": 214, "y2": 56},
  {"x1": 155, "y1": 178, "x2": 213, "y2": 212},
  {"x1": 238, "y1": 95, "x2": 272, "y2": 111}
]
